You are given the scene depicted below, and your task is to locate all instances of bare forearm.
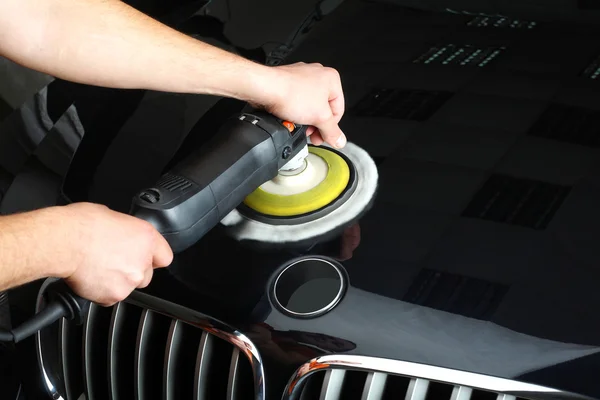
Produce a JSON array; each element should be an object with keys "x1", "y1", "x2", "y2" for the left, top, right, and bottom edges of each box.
[
  {"x1": 0, "y1": 208, "x2": 73, "y2": 290},
  {"x1": 0, "y1": 0, "x2": 280, "y2": 104}
]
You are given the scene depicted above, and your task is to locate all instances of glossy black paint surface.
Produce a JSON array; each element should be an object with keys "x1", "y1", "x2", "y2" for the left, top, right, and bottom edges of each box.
[{"x1": 4, "y1": 0, "x2": 600, "y2": 399}]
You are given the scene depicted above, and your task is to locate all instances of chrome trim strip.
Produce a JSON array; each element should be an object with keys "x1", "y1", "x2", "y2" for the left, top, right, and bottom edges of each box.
[
  {"x1": 406, "y1": 378, "x2": 429, "y2": 400},
  {"x1": 497, "y1": 395, "x2": 516, "y2": 400},
  {"x1": 451, "y1": 386, "x2": 473, "y2": 400},
  {"x1": 228, "y1": 348, "x2": 241, "y2": 400},
  {"x1": 319, "y1": 369, "x2": 346, "y2": 400},
  {"x1": 164, "y1": 319, "x2": 180, "y2": 400},
  {"x1": 194, "y1": 331, "x2": 214, "y2": 400},
  {"x1": 361, "y1": 372, "x2": 387, "y2": 400},
  {"x1": 283, "y1": 355, "x2": 594, "y2": 400}
]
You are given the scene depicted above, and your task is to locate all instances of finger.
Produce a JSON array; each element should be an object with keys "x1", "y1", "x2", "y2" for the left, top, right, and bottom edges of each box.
[
  {"x1": 316, "y1": 118, "x2": 346, "y2": 149},
  {"x1": 152, "y1": 232, "x2": 174, "y2": 268},
  {"x1": 329, "y1": 94, "x2": 345, "y2": 124},
  {"x1": 138, "y1": 268, "x2": 153, "y2": 288},
  {"x1": 306, "y1": 126, "x2": 317, "y2": 136},
  {"x1": 328, "y1": 67, "x2": 345, "y2": 121},
  {"x1": 310, "y1": 131, "x2": 325, "y2": 146}
]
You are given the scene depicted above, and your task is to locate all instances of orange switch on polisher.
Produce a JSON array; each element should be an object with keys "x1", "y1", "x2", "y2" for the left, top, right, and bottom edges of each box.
[{"x1": 282, "y1": 121, "x2": 295, "y2": 132}]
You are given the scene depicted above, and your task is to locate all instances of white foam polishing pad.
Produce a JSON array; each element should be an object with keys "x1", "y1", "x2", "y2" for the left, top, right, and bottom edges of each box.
[{"x1": 220, "y1": 142, "x2": 378, "y2": 244}]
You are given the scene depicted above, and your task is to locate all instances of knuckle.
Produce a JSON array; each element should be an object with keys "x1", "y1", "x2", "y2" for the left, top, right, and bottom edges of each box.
[
  {"x1": 326, "y1": 67, "x2": 340, "y2": 77},
  {"x1": 106, "y1": 294, "x2": 121, "y2": 306},
  {"x1": 127, "y1": 269, "x2": 145, "y2": 285},
  {"x1": 138, "y1": 276, "x2": 151, "y2": 289},
  {"x1": 163, "y1": 251, "x2": 174, "y2": 266},
  {"x1": 139, "y1": 220, "x2": 158, "y2": 238},
  {"x1": 85, "y1": 202, "x2": 108, "y2": 212}
]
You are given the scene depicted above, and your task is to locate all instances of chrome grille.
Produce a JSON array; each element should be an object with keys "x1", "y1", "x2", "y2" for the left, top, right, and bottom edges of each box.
[
  {"x1": 36, "y1": 288, "x2": 263, "y2": 400},
  {"x1": 286, "y1": 355, "x2": 589, "y2": 400}
]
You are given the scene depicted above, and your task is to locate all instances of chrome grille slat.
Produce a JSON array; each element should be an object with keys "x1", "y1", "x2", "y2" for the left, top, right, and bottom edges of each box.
[
  {"x1": 405, "y1": 378, "x2": 430, "y2": 400},
  {"x1": 227, "y1": 348, "x2": 241, "y2": 400},
  {"x1": 194, "y1": 331, "x2": 215, "y2": 400},
  {"x1": 319, "y1": 370, "x2": 346, "y2": 400},
  {"x1": 108, "y1": 303, "x2": 125, "y2": 400},
  {"x1": 135, "y1": 309, "x2": 152, "y2": 400},
  {"x1": 163, "y1": 320, "x2": 203, "y2": 400},
  {"x1": 451, "y1": 386, "x2": 473, "y2": 400},
  {"x1": 361, "y1": 372, "x2": 387, "y2": 400},
  {"x1": 59, "y1": 318, "x2": 74, "y2": 400},
  {"x1": 497, "y1": 395, "x2": 517, "y2": 400},
  {"x1": 107, "y1": 302, "x2": 124, "y2": 400},
  {"x1": 108, "y1": 302, "x2": 143, "y2": 400},
  {"x1": 83, "y1": 303, "x2": 97, "y2": 400},
  {"x1": 163, "y1": 319, "x2": 179, "y2": 400},
  {"x1": 83, "y1": 303, "x2": 112, "y2": 400},
  {"x1": 135, "y1": 309, "x2": 172, "y2": 400}
]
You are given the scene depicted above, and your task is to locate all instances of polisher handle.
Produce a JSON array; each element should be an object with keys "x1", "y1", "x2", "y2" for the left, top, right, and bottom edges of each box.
[{"x1": 130, "y1": 111, "x2": 307, "y2": 253}]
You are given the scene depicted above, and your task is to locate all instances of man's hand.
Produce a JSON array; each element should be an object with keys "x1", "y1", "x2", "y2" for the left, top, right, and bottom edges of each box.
[
  {"x1": 62, "y1": 203, "x2": 173, "y2": 306},
  {"x1": 0, "y1": 203, "x2": 172, "y2": 306},
  {"x1": 260, "y1": 63, "x2": 346, "y2": 149}
]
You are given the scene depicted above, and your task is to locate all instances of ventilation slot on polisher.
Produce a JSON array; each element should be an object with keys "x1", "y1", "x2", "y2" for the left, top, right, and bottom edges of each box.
[{"x1": 157, "y1": 173, "x2": 192, "y2": 192}]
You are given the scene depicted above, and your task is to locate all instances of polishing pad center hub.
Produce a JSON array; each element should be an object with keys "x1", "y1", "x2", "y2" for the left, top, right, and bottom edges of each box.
[
  {"x1": 243, "y1": 146, "x2": 352, "y2": 217},
  {"x1": 277, "y1": 159, "x2": 307, "y2": 176},
  {"x1": 261, "y1": 153, "x2": 328, "y2": 196}
]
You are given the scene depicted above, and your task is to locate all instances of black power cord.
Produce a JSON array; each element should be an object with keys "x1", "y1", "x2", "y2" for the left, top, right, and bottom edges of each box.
[{"x1": 0, "y1": 281, "x2": 89, "y2": 343}]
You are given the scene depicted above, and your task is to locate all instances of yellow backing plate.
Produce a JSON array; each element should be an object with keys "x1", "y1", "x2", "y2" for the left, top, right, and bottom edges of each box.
[{"x1": 243, "y1": 146, "x2": 350, "y2": 217}]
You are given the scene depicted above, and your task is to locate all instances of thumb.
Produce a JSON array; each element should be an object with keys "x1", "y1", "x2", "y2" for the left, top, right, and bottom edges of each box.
[
  {"x1": 152, "y1": 231, "x2": 174, "y2": 268},
  {"x1": 316, "y1": 118, "x2": 347, "y2": 149}
]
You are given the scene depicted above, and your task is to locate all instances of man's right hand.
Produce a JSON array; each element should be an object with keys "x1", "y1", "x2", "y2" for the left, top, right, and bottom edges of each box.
[{"x1": 60, "y1": 203, "x2": 173, "y2": 306}]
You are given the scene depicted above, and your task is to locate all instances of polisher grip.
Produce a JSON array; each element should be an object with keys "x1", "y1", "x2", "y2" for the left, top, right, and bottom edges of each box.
[{"x1": 130, "y1": 111, "x2": 307, "y2": 253}]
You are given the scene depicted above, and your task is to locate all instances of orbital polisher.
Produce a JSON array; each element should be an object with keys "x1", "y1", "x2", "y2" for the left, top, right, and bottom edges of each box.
[{"x1": 0, "y1": 110, "x2": 378, "y2": 342}]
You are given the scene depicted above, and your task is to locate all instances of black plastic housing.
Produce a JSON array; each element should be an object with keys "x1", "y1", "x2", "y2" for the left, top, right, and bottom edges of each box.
[{"x1": 130, "y1": 111, "x2": 307, "y2": 253}]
